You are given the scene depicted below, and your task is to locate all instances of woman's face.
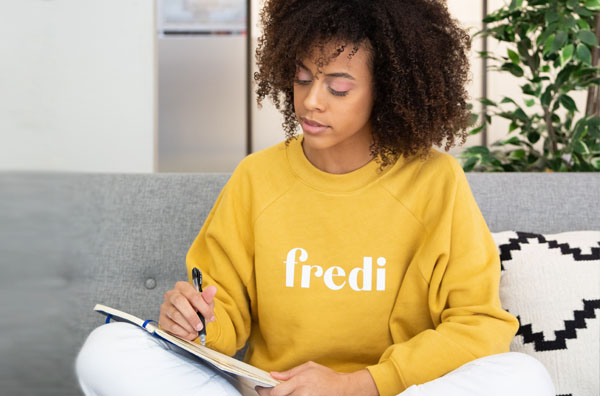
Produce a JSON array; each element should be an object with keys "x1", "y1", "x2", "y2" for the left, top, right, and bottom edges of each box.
[{"x1": 293, "y1": 41, "x2": 375, "y2": 156}]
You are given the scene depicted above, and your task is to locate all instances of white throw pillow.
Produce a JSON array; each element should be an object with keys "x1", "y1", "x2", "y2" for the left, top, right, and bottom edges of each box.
[{"x1": 492, "y1": 231, "x2": 600, "y2": 396}]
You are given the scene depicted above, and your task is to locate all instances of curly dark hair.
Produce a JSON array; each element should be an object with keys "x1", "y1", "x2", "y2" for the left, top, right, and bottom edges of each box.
[{"x1": 254, "y1": 0, "x2": 473, "y2": 168}]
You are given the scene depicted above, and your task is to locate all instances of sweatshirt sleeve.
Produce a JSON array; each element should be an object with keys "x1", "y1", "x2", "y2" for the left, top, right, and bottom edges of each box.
[
  {"x1": 185, "y1": 160, "x2": 255, "y2": 357},
  {"x1": 366, "y1": 156, "x2": 520, "y2": 396}
]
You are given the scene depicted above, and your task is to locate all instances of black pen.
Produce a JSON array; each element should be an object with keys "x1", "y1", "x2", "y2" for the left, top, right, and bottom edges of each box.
[{"x1": 192, "y1": 267, "x2": 206, "y2": 346}]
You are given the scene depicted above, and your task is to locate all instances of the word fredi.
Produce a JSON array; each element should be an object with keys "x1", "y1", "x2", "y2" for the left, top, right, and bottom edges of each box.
[{"x1": 284, "y1": 247, "x2": 386, "y2": 291}]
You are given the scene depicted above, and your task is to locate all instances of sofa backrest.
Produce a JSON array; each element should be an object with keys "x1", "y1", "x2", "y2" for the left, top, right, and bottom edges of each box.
[{"x1": 1, "y1": 172, "x2": 598, "y2": 395}]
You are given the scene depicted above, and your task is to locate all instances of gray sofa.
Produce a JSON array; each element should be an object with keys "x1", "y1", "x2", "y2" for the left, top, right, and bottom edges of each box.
[{"x1": 1, "y1": 172, "x2": 598, "y2": 396}]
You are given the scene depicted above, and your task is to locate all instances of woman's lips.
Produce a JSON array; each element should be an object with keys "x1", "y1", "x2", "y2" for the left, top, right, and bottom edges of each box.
[{"x1": 301, "y1": 117, "x2": 329, "y2": 134}]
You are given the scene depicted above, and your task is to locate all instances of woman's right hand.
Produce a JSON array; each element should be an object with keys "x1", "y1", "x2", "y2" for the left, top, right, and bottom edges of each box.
[{"x1": 159, "y1": 281, "x2": 217, "y2": 341}]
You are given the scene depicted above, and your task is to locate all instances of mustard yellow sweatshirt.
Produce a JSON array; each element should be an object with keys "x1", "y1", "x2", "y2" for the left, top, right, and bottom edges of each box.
[{"x1": 186, "y1": 135, "x2": 519, "y2": 396}]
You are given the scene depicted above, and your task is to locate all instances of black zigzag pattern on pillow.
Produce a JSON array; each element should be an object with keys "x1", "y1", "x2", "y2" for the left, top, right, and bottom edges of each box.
[
  {"x1": 498, "y1": 232, "x2": 600, "y2": 351},
  {"x1": 497, "y1": 231, "x2": 600, "y2": 271},
  {"x1": 514, "y1": 299, "x2": 600, "y2": 351}
]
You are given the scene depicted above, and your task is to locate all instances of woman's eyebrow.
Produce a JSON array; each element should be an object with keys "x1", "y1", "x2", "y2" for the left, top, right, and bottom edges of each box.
[{"x1": 296, "y1": 60, "x2": 356, "y2": 81}]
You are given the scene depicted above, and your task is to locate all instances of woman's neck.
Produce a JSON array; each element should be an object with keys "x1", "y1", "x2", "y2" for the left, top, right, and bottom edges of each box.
[{"x1": 301, "y1": 136, "x2": 374, "y2": 175}]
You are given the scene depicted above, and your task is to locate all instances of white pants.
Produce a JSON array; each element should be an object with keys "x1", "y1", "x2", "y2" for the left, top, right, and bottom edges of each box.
[{"x1": 76, "y1": 322, "x2": 556, "y2": 396}]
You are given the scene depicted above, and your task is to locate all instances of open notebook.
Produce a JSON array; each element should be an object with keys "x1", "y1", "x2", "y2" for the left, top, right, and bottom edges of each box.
[{"x1": 94, "y1": 304, "x2": 279, "y2": 388}]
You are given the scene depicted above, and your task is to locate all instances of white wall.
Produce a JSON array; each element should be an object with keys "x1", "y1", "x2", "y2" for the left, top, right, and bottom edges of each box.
[
  {"x1": 445, "y1": 0, "x2": 485, "y2": 156},
  {"x1": 0, "y1": 0, "x2": 156, "y2": 173},
  {"x1": 250, "y1": 0, "x2": 286, "y2": 152}
]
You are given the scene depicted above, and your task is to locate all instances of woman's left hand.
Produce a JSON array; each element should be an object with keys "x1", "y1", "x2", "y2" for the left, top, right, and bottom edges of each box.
[{"x1": 255, "y1": 361, "x2": 379, "y2": 396}]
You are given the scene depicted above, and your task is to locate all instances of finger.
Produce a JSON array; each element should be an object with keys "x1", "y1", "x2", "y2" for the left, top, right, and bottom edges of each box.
[
  {"x1": 270, "y1": 371, "x2": 289, "y2": 380},
  {"x1": 158, "y1": 312, "x2": 196, "y2": 340},
  {"x1": 169, "y1": 290, "x2": 205, "y2": 332},
  {"x1": 177, "y1": 282, "x2": 216, "y2": 322},
  {"x1": 269, "y1": 380, "x2": 296, "y2": 396},
  {"x1": 255, "y1": 386, "x2": 271, "y2": 396},
  {"x1": 273, "y1": 361, "x2": 314, "y2": 380},
  {"x1": 201, "y1": 285, "x2": 217, "y2": 305},
  {"x1": 162, "y1": 302, "x2": 196, "y2": 334},
  {"x1": 201, "y1": 286, "x2": 217, "y2": 322}
]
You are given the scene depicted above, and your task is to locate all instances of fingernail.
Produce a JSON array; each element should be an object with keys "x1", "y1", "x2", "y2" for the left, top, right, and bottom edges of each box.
[
  {"x1": 210, "y1": 316, "x2": 215, "y2": 322},
  {"x1": 196, "y1": 323, "x2": 203, "y2": 331}
]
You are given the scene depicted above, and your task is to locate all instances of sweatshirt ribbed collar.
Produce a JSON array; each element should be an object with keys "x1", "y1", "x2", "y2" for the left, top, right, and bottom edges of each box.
[{"x1": 286, "y1": 134, "x2": 400, "y2": 193}]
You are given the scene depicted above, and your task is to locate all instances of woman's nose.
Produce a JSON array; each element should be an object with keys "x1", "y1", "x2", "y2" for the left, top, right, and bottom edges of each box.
[{"x1": 303, "y1": 82, "x2": 325, "y2": 112}]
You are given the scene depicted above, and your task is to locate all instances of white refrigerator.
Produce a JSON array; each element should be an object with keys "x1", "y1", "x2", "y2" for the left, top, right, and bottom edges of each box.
[{"x1": 157, "y1": 0, "x2": 248, "y2": 172}]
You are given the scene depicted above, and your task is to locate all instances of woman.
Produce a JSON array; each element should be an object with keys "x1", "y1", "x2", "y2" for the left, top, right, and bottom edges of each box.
[{"x1": 76, "y1": 1, "x2": 556, "y2": 395}]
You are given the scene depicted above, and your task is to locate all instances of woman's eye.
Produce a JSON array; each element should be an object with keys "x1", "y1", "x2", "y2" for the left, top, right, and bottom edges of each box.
[
  {"x1": 329, "y1": 88, "x2": 348, "y2": 97},
  {"x1": 294, "y1": 69, "x2": 312, "y2": 85},
  {"x1": 328, "y1": 80, "x2": 351, "y2": 97}
]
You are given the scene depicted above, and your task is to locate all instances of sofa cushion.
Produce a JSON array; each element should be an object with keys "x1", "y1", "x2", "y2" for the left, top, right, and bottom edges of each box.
[{"x1": 493, "y1": 231, "x2": 600, "y2": 396}]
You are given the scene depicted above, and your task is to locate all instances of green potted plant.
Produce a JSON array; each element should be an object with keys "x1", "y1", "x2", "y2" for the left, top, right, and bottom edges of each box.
[{"x1": 460, "y1": 0, "x2": 600, "y2": 172}]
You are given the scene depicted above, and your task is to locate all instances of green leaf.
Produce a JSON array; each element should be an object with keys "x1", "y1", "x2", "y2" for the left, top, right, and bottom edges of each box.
[
  {"x1": 559, "y1": 95, "x2": 578, "y2": 112},
  {"x1": 541, "y1": 85, "x2": 554, "y2": 107},
  {"x1": 500, "y1": 97, "x2": 517, "y2": 105},
  {"x1": 543, "y1": 33, "x2": 556, "y2": 55},
  {"x1": 584, "y1": 0, "x2": 600, "y2": 11},
  {"x1": 503, "y1": 136, "x2": 522, "y2": 146},
  {"x1": 525, "y1": 98, "x2": 536, "y2": 107},
  {"x1": 517, "y1": 39, "x2": 530, "y2": 58},
  {"x1": 577, "y1": 30, "x2": 599, "y2": 47},
  {"x1": 478, "y1": 98, "x2": 497, "y2": 106},
  {"x1": 556, "y1": 64, "x2": 577, "y2": 86},
  {"x1": 576, "y1": 4, "x2": 595, "y2": 17},
  {"x1": 593, "y1": 157, "x2": 600, "y2": 169},
  {"x1": 462, "y1": 157, "x2": 479, "y2": 172},
  {"x1": 527, "y1": 131, "x2": 541, "y2": 143},
  {"x1": 553, "y1": 100, "x2": 561, "y2": 111},
  {"x1": 572, "y1": 118, "x2": 587, "y2": 140},
  {"x1": 551, "y1": 31, "x2": 568, "y2": 53},
  {"x1": 469, "y1": 112, "x2": 478, "y2": 125},
  {"x1": 498, "y1": 112, "x2": 515, "y2": 121},
  {"x1": 575, "y1": 43, "x2": 592, "y2": 65},
  {"x1": 483, "y1": 13, "x2": 503, "y2": 23},
  {"x1": 577, "y1": 19, "x2": 591, "y2": 30},
  {"x1": 537, "y1": 21, "x2": 559, "y2": 46},
  {"x1": 509, "y1": 121, "x2": 519, "y2": 132},
  {"x1": 552, "y1": 113, "x2": 561, "y2": 124},
  {"x1": 573, "y1": 140, "x2": 590, "y2": 154},
  {"x1": 508, "y1": 149, "x2": 527, "y2": 160},
  {"x1": 545, "y1": 9, "x2": 558, "y2": 25},
  {"x1": 588, "y1": 121, "x2": 600, "y2": 138},
  {"x1": 509, "y1": 0, "x2": 523, "y2": 10},
  {"x1": 561, "y1": 44, "x2": 575, "y2": 66},
  {"x1": 501, "y1": 62, "x2": 524, "y2": 77},
  {"x1": 513, "y1": 108, "x2": 528, "y2": 121},
  {"x1": 469, "y1": 125, "x2": 485, "y2": 135},
  {"x1": 567, "y1": 0, "x2": 578, "y2": 9},
  {"x1": 507, "y1": 49, "x2": 520, "y2": 64},
  {"x1": 485, "y1": 155, "x2": 504, "y2": 169},
  {"x1": 466, "y1": 146, "x2": 490, "y2": 155},
  {"x1": 521, "y1": 84, "x2": 537, "y2": 96}
]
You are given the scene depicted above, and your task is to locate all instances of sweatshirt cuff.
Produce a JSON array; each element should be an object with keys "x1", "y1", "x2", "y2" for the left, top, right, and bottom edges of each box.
[
  {"x1": 205, "y1": 303, "x2": 225, "y2": 348},
  {"x1": 366, "y1": 360, "x2": 408, "y2": 396}
]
